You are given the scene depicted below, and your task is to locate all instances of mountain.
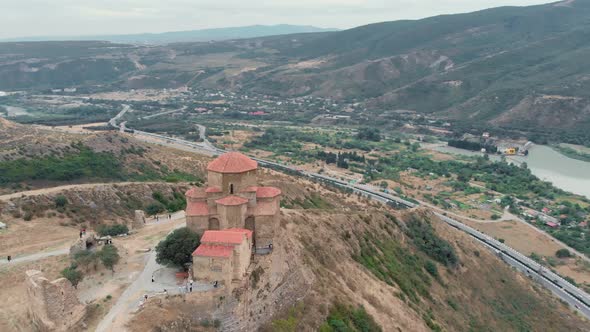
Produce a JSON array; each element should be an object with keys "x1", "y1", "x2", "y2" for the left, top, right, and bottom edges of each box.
[
  {"x1": 0, "y1": 24, "x2": 338, "y2": 44},
  {"x1": 2, "y1": 0, "x2": 590, "y2": 137}
]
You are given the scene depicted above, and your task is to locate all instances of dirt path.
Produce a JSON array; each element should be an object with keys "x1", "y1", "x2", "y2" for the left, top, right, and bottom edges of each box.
[
  {"x1": 0, "y1": 182, "x2": 160, "y2": 202},
  {"x1": 0, "y1": 247, "x2": 69, "y2": 266},
  {"x1": 95, "y1": 213, "x2": 217, "y2": 332}
]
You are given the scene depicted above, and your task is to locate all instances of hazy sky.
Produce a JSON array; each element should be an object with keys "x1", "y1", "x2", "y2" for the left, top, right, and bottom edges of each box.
[{"x1": 1, "y1": 0, "x2": 555, "y2": 38}]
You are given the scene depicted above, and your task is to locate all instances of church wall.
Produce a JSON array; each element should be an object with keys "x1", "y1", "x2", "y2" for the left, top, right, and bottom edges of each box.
[
  {"x1": 232, "y1": 240, "x2": 252, "y2": 280},
  {"x1": 187, "y1": 216, "x2": 209, "y2": 236},
  {"x1": 193, "y1": 256, "x2": 232, "y2": 286},
  {"x1": 217, "y1": 204, "x2": 247, "y2": 229},
  {"x1": 220, "y1": 170, "x2": 257, "y2": 195},
  {"x1": 207, "y1": 171, "x2": 223, "y2": 188}
]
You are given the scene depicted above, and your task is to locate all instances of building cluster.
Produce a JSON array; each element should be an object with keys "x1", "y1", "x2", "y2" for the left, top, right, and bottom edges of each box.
[{"x1": 185, "y1": 152, "x2": 282, "y2": 286}]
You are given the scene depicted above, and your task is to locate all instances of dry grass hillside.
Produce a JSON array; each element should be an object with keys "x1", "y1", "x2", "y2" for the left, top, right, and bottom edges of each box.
[
  {"x1": 131, "y1": 173, "x2": 589, "y2": 332},
  {"x1": 0, "y1": 118, "x2": 208, "y2": 194}
]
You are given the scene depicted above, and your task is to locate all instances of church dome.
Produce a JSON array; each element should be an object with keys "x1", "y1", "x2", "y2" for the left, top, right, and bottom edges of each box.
[{"x1": 207, "y1": 152, "x2": 258, "y2": 174}]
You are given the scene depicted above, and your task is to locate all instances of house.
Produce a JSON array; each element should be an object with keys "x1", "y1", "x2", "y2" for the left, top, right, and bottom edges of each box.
[{"x1": 545, "y1": 221, "x2": 559, "y2": 228}]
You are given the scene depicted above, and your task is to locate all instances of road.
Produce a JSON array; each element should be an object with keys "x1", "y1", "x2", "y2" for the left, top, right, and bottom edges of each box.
[
  {"x1": 108, "y1": 104, "x2": 131, "y2": 128},
  {"x1": 0, "y1": 182, "x2": 159, "y2": 202},
  {"x1": 110, "y1": 112, "x2": 590, "y2": 319},
  {"x1": 0, "y1": 247, "x2": 68, "y2": 266}
]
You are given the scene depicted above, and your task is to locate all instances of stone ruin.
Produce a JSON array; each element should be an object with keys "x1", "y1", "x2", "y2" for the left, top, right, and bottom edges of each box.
[
  {"x1": 25, "y1": 270, "x2": 85, "y2": 332},
  {"x1": 69, "y1": 232, "x2": 97, "y2": 257},
  {"x1": 131, "y1": 209, "x2": 146, "y2": 230}
]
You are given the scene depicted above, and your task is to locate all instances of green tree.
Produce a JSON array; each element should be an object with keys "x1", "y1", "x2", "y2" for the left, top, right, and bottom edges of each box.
[
  {"x1": 145, "y1": 202, "x2": 165, "y2": 215},
  {"x1": 54, "y1": 195, "x2": 68, "y2": 208},
  {"x1": 61, "y1": 265, "x2": 83, "y2": 289},
  {"x1": 156, "y1": 227, "x2": 200, "y2": 269},
  {"x1": 74, "y1": 250, "x2": 99, "y2": 272},
  {"x1": 555, "y1": 249, "x2": 572, "y2": 258},
  {"x1": 99, "y1": 244, "x2": 120, "y2": 273}
]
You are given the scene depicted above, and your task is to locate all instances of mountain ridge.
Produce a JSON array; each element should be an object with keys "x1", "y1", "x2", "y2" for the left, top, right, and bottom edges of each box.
[{"x1": 0, "y1": 24, "x2": 339, "y2": 44}]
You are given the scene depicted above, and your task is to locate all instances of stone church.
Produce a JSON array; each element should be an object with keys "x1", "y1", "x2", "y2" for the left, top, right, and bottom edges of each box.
[{"x1": 186, "y1": 152, "x2": 281, "y2": 285}]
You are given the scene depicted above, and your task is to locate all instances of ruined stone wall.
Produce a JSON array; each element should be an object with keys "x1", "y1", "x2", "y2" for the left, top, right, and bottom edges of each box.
[
  {"x1": 131, "y1": 210, "x2": 146, "y2": 230},
  {"x1": 26, "y1": 270, "x2": 85, "y2": 332}
]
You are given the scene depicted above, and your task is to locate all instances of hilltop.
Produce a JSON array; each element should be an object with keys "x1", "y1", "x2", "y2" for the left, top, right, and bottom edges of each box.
[
  {"x1": 0, "y1": 119, "x2": 206, "y2": 194},
  {"x1": 0, "y1": 120, "x2": 588, "y2": 331}
]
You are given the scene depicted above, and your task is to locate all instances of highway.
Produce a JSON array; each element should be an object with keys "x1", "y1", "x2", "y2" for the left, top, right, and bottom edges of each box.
[{"x1": 110, "y1": 107, "x2": 590, "y2": 320}]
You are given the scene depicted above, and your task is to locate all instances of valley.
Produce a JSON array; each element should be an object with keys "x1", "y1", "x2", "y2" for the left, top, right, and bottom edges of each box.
[{"x1": 1, "y1": 1, "x2": 590, "y2": 331}]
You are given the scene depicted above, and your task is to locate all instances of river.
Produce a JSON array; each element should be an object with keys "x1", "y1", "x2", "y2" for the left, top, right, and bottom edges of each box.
[{"x1": 426, "y1": 143, "x2": 590, "y2": 199}]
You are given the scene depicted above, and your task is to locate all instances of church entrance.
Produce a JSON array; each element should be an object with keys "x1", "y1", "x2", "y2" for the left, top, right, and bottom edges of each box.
[{"x1": 209, "y1": 218, "x2": 220, "y2": 230}]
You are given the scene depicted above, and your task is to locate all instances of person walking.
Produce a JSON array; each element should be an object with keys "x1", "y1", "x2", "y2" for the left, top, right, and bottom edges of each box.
[
  {"x1": 151, "y1": 275, "x2": 155, "y2": 283},
  {"x1": 168, "y1": 213, "x2": 171, "y2": 220},
  {"x1": 7, "y1": 255, "x2": 11, "y2": 262}
]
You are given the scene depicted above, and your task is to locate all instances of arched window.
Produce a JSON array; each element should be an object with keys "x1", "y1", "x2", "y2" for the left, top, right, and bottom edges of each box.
[{"x1": 230, "y1": 183, "x2": 234, "y2": 194}]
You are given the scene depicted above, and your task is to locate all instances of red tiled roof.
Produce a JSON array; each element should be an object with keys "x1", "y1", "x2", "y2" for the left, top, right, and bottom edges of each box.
[
  {"x1": 185, "y1": 187, "x2": 206, "y2": 198},
  {"x1": 206, "y1": 186, "x2": 222, "y2": 193},
  {"x1": 225, "y1": 228, "x2": 253, "y2": 239},
  {"x1": 240, "y1": 186, "x2": 258, "y2": 193},
  {"x1": 201, "y1": 230, "x2": 247, "y2": 245},
  {"x1": 207, "y1": 152, "x2": 258, "y2": 174},
  {"x1": 256, "y1": 187, "x2": 281, "y2": 198},
  {"x1": 192, "y1": 244, "x2": 233, "y2": 258},
  {"x1": 186, "y1": 201, "x2": 209, "y2": 216},
  {"x1": 216, "y1": 195, "x2": 248, "y2": 206}
]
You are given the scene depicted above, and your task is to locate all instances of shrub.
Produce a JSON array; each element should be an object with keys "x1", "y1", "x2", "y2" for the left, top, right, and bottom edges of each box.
[
  {"x1": 322, "y1": 303, "x2": 382, "y2": 332},
  {"x1": 555, "y1": 249, "x2": 572, "y2": 258},
  {"x1": 74, "y1": 250, "x2": 99, "y2": 271},
  {"x1": 23, "y1": 211, "x2": 33, "y2": 221},
  {"x1": 145, "y1": 202, "x2": 165, "y2": 216},
  {"x1": 54, "y1": 195, "x2": 68, "y2": 208},
  {"x1": 424, "y1": 260, "x2": 439, "y2": 278},
  {"x1": 61, "y1": 265, "x2": 83, "y2": 289},
  {"x1": 406, "y1": 217, "x2": 459, "y2": 267},
  {"x1": 98, "y1": 224, "x2": 129, "y2": 237},
  {"x1": 156, "y1": 228, "x2": 200, "y2": 269}
]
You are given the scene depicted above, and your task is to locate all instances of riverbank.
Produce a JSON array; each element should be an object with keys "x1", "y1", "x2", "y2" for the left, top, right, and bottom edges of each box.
[{"x1": 552, "y1": 144, "x2": 590, "y2": 163}]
